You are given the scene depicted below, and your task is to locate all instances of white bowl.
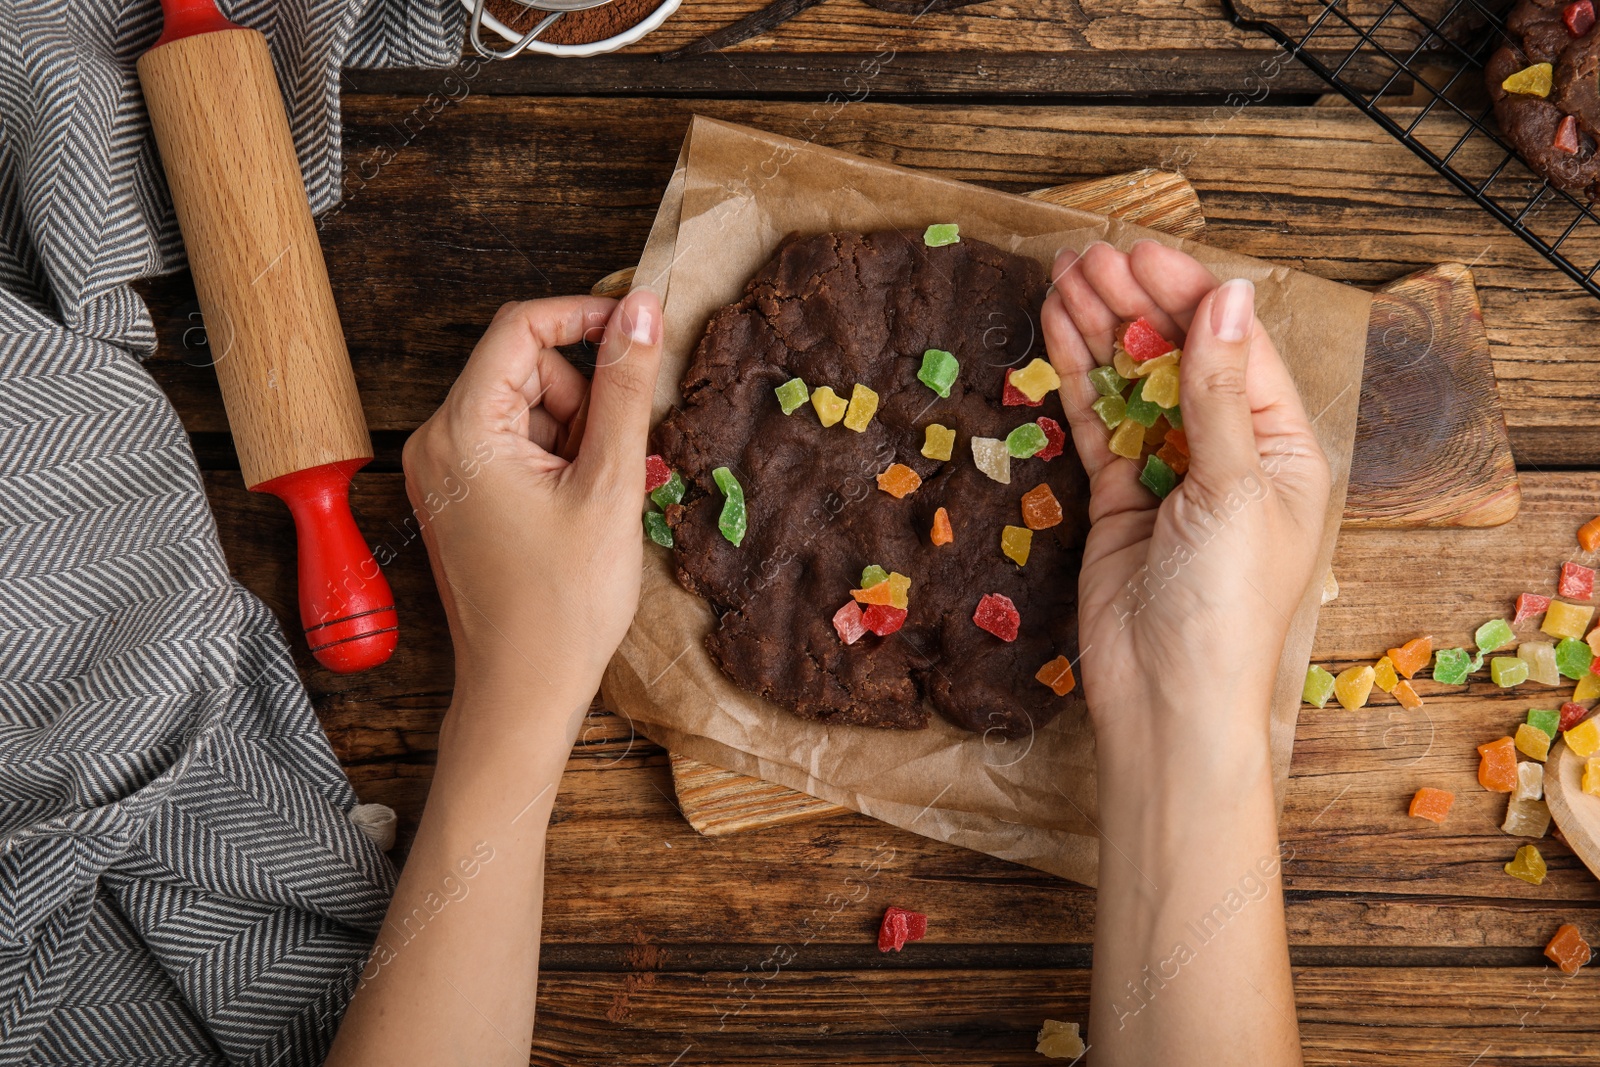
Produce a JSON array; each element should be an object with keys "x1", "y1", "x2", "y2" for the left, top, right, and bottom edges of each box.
[{"x1": 461, "y1": 0, "x2": 681, "y2": 57}]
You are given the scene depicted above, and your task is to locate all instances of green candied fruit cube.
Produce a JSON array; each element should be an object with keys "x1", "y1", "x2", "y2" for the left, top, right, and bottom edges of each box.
[
  {"x1": 1491, "y1": 655, "x2": 1530, "y2": 688},
  {"x1": 774, "y1": 377, "x2": 810, "y2": 415},
  {"x1": 1092, "y1": 395, "x2": 1126, "y2": 429},
  {"x1": 643, "y1": 509, "x2": 673, "y2": 548},
  {"x1": 650, "y1": 470, "x2": 685, "y2": 509},
  {"x1": 917, "y1": 349, "x2": 960, "y2": 398},
  {"x1": 1006, "y1": 422, "x2": 1048, "y2": 458},
  {"x1": 1474, "y1": 617, "x2": 1516, "y2": 653},
  {"x1": 1088, "y1": 364, "x2": 1129, "y2": 398},
  {"x1": 1124, "y1": 379, "x2": 1163, "y2": 427},
  {"x1": 860, "y1": 565, "x2": 889, "y2": 589},
  {"x1": 1303, "y1": 665, "x2": 1336, "y2": 708},
  {"x1": 712, "y1": 466, "x2": 746, "y2": 547},
  {"x1": 1139, "y1": 454, "x2": 1177, "y2": 499},
  {"x1": 923, "y1": 223, "x2": 960, "y2": 247},
  {"x1": 1432, "y1": 647, "x2": 1474, "y2": 685},
  {"x1": 1528, "y1": 708, "x2": 1561, "y2": 739},
  {"x1": 1556, "y1": 636, "x2": 1594, "y2": 680},
  {"x1": 1165, "y1": 404, "x2": 1183, "y2": 429}
]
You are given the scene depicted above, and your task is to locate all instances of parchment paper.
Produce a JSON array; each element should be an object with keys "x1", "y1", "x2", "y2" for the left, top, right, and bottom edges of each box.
[{"x1": 600, "y1": 116, "x2": 1370, "y2": 886}]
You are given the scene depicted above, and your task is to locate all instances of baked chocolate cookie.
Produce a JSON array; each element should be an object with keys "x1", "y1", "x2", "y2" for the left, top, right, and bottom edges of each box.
[
  {"x1": 654, "y1": 230, "x2": 1089, "y2": 737},
  {"x1": 1488, "y1": 0, "x2": 1600, "y2": 198}
]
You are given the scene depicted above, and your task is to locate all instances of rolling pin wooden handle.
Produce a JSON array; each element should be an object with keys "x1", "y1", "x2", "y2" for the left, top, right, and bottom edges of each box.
[{"x1": 258, "y1": 460, "x2": 398, "y2": 674}]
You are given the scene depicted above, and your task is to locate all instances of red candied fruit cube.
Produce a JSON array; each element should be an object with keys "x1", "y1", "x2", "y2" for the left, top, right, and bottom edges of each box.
[
  {"x1": 877, "y1": 906, "x2": 928, "y2": 952},
  {"x1": 1515, "y1": 592, "x2": 1552, "y2": 624},
  {"x1": 1561, "y1": 702, "x2": 1591, "y2": 732},
  {"x1": 1003, "y1": 369, "x2": 1044, "y2": 408},
  {"x1": 1035, "y1": 417, "x2": 1065, "y2": 461},
  {"x1": 1560, "y1": 561, "x2": 1595, "y2": 600},
  {"x1": 645, "y1": 454, "x2": 671, "y2": 492},
  {"x1": 862, "y1": 604, "x2": 907, "y2": 637},
  {"x1": 973, "y1": 593, "x2": 1020, "y2": 642},
  {"x1": 1565, "y1": 0, "x2": 1595, "y2": 36},
  {"x1": 833, "y1": 601, "x2": 867, "y2": 646},
  {"x1": 1118, "y1": 317, "x2": 1176, "y2": 362},
  {"x1": 1555, "y1": 115, "x2": 1583, "y2": 155}
]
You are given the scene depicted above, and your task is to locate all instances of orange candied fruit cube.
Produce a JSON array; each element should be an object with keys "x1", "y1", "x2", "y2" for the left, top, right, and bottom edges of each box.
[
  {"x1": 1020, "y1": 483, "x2": 1063, "y2": 531},
  {"x1": 1408, "y1": 787, "x2": 1455, "y2": 824},
  {"x1": 1546, "y1": 923, "x2": 1592, "y2": 975},
  {"x1": 1036, "y1": 655, "x2": 1076, "y2": 696},
  {"x1": 930, "y1": 506, "x2": 953, "y2": 546},
  {"x1": 1581, "y1": 516, "x2": 1600, "y2": 553},
  {"x1": 1164, "y1": 426, "x2": 1189, "y2": 457},
  {"x1": 852, "y1": 582, "x2": 897, "y2": 606},
  {"x1": 1477, "y1": 736, "x2": 1518, "y2": 792},
  {"x1": 1387, "y1": 635, "x2": 1434, "y2": 680},
  {"x1": 876, "y1": 462, "x2": 922, "y2": 499},
  {"x1": 1155, "y1": 442, "x2": 1189, "y2": 477},
  {"x1": 1393, "y1": 679, "x2": 1424, "y2": 710}
]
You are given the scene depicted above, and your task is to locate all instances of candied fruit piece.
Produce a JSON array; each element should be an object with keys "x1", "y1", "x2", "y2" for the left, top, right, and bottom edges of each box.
[
  {"x1": 1140, "y1": 454, "x2": 1178, "y2": 499},
  {"x1": 885, "y1": 572, "x2": 911, "y2": 610},
  {"x1": 1118, "y1": 316, "x2": 1177, "y2": 361},
  {"x1": 918, "y1": 349, "x2": 960, "y2": 398},
  {"x1": 923, "y1": 223, "x2": 960, "y2": 247},
  {"x1": 1036, "y1": 655, "x2": 1076, "y2": 696},
  {"x1": 1003, "y1": 369, "x2": 1044, "y2": 408},
  {"x1": 1388, "y1": 636, "x2": 1434, "y2": 679},
  {"x1": 1001, "y1": 525, "x2": 1033, "y2": 567},
  {"x1": 863, "y1": 604, "x2": 907, "y2": 636},
  {"x1": 1557, "y1": 637, "x2": 1593, "y2": 679},
  {"x1": 861, "y1": 565, "x2": 889, "y2": 588},
  {"x1": 1515, "y1": 593, "x2": 1552, "y2": 625},
  {"x1": 1478, "y1": 736, "x2": 1518, "y2": 792},
  {"x1": 650, "y1": 470, "x2": 686, "y2": 509},
  {"x1": 1394, "y1": 679, "x2": 1423, "y2": 710},
  {"x1": 1036, "y1": 1020, "x2": 1086, "y2": 1060},
  {"x1": 1546, "y1": 924, "x2": 1591, "y2": 975},
  {"x1": 1141, "y1": 363, "x2": 1181, "y2": 409},
  {"x1": 1561, "y1": 701, "x2": 1591, "y2": 731},
  {"x1": 971, "y1": 436, "x2": 1011, "y2": 483},
  {"x1": 1124, "y1": 379, "x2": 1163, "y2": 427},
  {"x1": 1021, "y1": 483, "x2": 1064, "y2": 530},
  {"x1": 712, "y1": 466, "x2": 747, "y2": 547},
  {"x1": 1142, "y1": 419, "x2": 1168, "y2": 448},
  {"x1": 1492, "y1": 656, "x2": 1530, "y2": 687},
  {"x1": 833, "y1": 601, "x2": 867, "y2": 645},
  {"x1": 1304, "y1": 665, "x2": 1336, "y2": 708},
  {"x1": 1088, "y1": 364, "x2": 1128, "y2": 397},
  {"x1": 1006, "y1": 422, "x2": 1048, "y2": 459},
  {"x1": 1543, "y1": 600, "x2": 1594, "y2": 640},
  {"x1": 1334, "y1": 665, "x2": 1375, "y2": 710},
  {"x1": 643, "y1": 510, "x2": 674, "y2": 547},
  {"x1": 1155, "y1": 441, "x2": 1189, "y2": 477},
  {"x1": 1476, "y1": 618, "x2": 1516, "y2": 653},
  {"x1": 1130, "y1": 352, "x2": 1178, "y2": 379},
  {"x1": 1092, "y1": 395, "x2": 1127, "y2": 429},
  {"x1": 876, "y1": 462, "x2": 922, "y2": 499},
  {"x1": 775, "y1": 377, "x2": 810, "y2": 415},
  {"x1": 1373, "y1": 656, "x2": 1399, "y2": 693},
  {"x1": 1521, "y1": 641, "x2": 1560, "y2": 686},
  {"x1": 930, "y1": 507, "x2": 953, "y2": 546},
  {"x1": 1566, "y1": 716, "x2": 1600, "y2": 757},
  {"x1": 1580, "y1": 516, "x2": 1600, "y2": 552},
  {"x1": 1009, "y1": 358, "x2": 1062, "y2": 403},
  {"x1": 1506, "y1": 843, "x2": 1548, "y2": 885},
  {"x1": 811, "y1": 385, "x2": 848, "y2": 427},
  {"x1": 1528, "y1": 708, "x2": 1562, "y2": 740},
  {"x1": 1561, "y1": 562, "x2": 1596, "y2": 600},
  {"x1": 1036, "y1": 417, "x2": 1066, "y2": 461},
  {"x1": 1503, "y1": 62, "x2": 1554, "y2": 97},
  {"x1": 645, "y1": 454, "x2": 671, "y2": 492},
  {"x1": 877, "y1": 905, "x2": 928, "y2": 952},
  {"x1": 922, "y1": 423, "x2": 956, "y2": 462},
  {"x1": 1555, "y1": 114, "x2": 1582, "y2": 154},
  {"x1": 1586, "y1": 758, "x2": 1600, "y2": 796},
  {"x1": 1576, "y1": 672, "x2": 1600, "y2": 702},
  {"x1": 1503, "y1": 796, "x2": 1553, "y2": 838},
  {"x1": 843, "y1": 383, "x2": 879, "y2": 432},
  {"x1": 851, "y1": 582, "x2": 895, "y2": 606},
  {"x1": 1588, "y1": 627, "x2": 1600, "y2": 657},
  {"x1": 1113, "y1": 349, "x2": 1140, "y2": 381},
  {"x1": 1516, "y1": 721, "x2": 1553, "y2": 761},
  {"x1": 1433, "y1": 647, "x2": 1475, "y2": 685},
  {"x1": 974, "y1": 593, "x2": 1020, "y2": 642},
  {"x1": 1516, "y1": 760, "x2": 1546, "y2": 801},
  {"x1": 1409, "y1": 787, "x2": 1455, "y2": 824},
  {"x1": 1565, "y1": 0, "x2": 1596, "y2": 35}
]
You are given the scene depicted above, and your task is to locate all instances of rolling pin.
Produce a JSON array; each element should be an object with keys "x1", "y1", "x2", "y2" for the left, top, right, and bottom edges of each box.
[{"x1": 138, "y1": 0, "x2": 398, "y2": 673}]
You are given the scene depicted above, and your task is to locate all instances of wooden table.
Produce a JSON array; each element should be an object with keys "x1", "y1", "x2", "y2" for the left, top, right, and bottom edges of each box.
[{"x1": 138, "y1": 4, "x2": 1600, "y2": 1062}]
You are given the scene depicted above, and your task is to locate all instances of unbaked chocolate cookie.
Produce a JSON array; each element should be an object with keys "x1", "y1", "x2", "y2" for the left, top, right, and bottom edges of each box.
[
  {"x1": 1487, "y1": 0, "x2": 1600, "y2": 198},
  {"x1": 654, "y1": 230, "x2": 1089, "y2": 737}
]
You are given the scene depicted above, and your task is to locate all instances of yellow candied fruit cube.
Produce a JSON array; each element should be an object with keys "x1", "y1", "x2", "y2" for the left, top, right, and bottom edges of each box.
[
  {"x1": 811, "y1": 385, "x2": 848, "y2": 427},
  {"x1": 1566, "y1": 716, "x2": 1600, "y2": 758},
  {"x1": 886, "y1": 572, "x2": 911, "y2": 610},
  {"x1": 1141, "y1": 363, "x2": 1181, "y2": 409},
  {"x1": 1577, "y1": 672, "x2": 1600, "y2": 703},
  {"x1": 1001, "y1": 525, "x2": 1033, "y2": 567},
  {"x1": 1373, "y1": 656, "x2": 1399, "y2": 694},
  {"x1": 1584, "y1": 757, "x2": 1600, "y2": 797},
  {"x1": 1009, "y1": 358, "x2": 1062, "y2": 403},
  {"x1": 1502, "y1": 61, "x2": 1554, "y2": 98},
  {"x1": 1542, "y1": 600, "x2": 1596, "y2": 641},
  {"x1": 843, "y1": 383, "x2": 879, "y2": 432},
  {"x1": 1516, "y1": 721, "x2": 1552, "y2": 762},
  {"x1": 921, "y1": 423, "x2": 956, "y2": 462},
  {"x1": 1505, "y1": 843, "x2": 1548, "y2": 885},
  {"x1": 1108, "y1": 417, "x2": 1144, "y2": 459},
  {"x1": 1113, "y1": 349, "x2": 1139, "y2": 380},
  {"x1": 1130, "y1": 352, "x2": 1179, "y2": 379},
  {"x1": 1334, "y1": 664, "x2": 1375, "y2": 710}
]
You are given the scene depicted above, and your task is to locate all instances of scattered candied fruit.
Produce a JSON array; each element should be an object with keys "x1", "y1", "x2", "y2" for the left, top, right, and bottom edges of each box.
[
  {"x1": 1117, "y1": 317, "x2": 1177, "y2": 361},
  {"x1": 1140, "y1": 454, "x2": 1178, "y2": 499},
  {"x1": 1555, "y1": 114, "x2": 1582, "y2": 155},
  {"x1": 1561, "y1": 561, "x2": 1596, "y2": 600},
  {"x1": 1334, "y1": 665, "x2": 1376, "y2": 710},
  {"x1": 1092, "y1": 394, "x2": 1126, "y2": 429},
  {"x1": 922, "y1": 424, "x2": 956, "y2": 462},
  {"x1": 1491, "y1": 655, "x2": 1530, "y2": 687},
  {"x1": 930, "y1": 507, "x2": 953, "y2": 546},
  {"x1": 923, "y1": 223, "x2": 960, "y2": 247},
  {"x1": 1565, "y1": 0, "x2": 1596, "y2": 36},
  {"x1": 1543, "y1": 600, "x2": 1595, "y2": 640},
  {"x1": 1579, "y1": 515, "x2": 1600, "y2": 552},
  {"x1": 1576, "y1": 671, "x2": 1600, "y2": 702},
  {"x1": 643, "y1": 510, "x2": 673, "y2": 548},
  {"x1": 1035, "y1": 417, "x2": 1066, "y2": 461},
  {"x1": 1516, "y1": 721, "x2": 1553, "y2": 762},
  {"x1": 1373, "y1": 656, "x2": 1400, "y2": 694},
  {"x1": 876, "y1": 462, "x2": 922, "y2": 499},
  {"x1": 1528, "y1": 708, "x2": 1562, "y2": 740},
  {"x1": 1505, "y1": 843, "x2": 1548, "y2": 885},
  {"x1": 1036, "y1": 655, "x2": 1076, "y2": 696},
  {"x1": 877, "y1": 905, "x2": 928, "y2": 952},
  {"x1": 862, "y1": 604, "x2": 907, "y2": 636},
  {"x1": 1433, "y1": 647, "x2": 1477, "y2": 686},
  {"x1": 1155, "y1": 440, "x2": 1189, "y2": 477},
  {"x1": 833, "y1": 601, "x2": 867, "y2": 645},
  {"x1": 1478, "y1": 736, "x2": 1518, "y2": 792},
  {"x1": 1515, "y1": 592, "x2": 1552, "y2": 625},
  {"x1": 1566, "y1": 716, "x2": 1600, "y2": 757},
  {"x1": 1475, "y1": 617, "x2": 1516, "y2": 653},
  {"x1": 1003, "y1": 369, "x2": 1044, "y2": 408},
  {"x1": 971, "y1": 436, "x2": 1011, "y2": 484},
  {"x1": 1408, "y1": 787, "x2": 1455, "y2": 824},
  {"x1": 1558, "y1": 637, "x2": 1594, "y2": 680},
  {"x1": 1001, "y1": 525, "x2": 1033, "y2": 567},
  {"x1": 1304, "y1": 665, "x2": 1336, "y2": 708},
  {"x1": 917, "y1": 349, "x2": 960, "y2": 398},
  {"x1": 645, "y1": 454, "x2": 671, "y2": 493},
  {"x1": 1585, "y1": 757, "x2": 1600, "y2": 796},
  {"x1": 1009, "y1": 358, "x2": 1062, "y2": 404},
  {"x1": 1021, "y1": 483, "x2": 1064, "y2": 530},
  {"x1": 843, "y1": 383, "x2": 879, "y2": 432},
  {"x1": 811, "y1": 385, "x2": 848, "y2": 427},
  {"x1": 774, "y1": 377, "x2": 810, "y2": 415},
  {"x1": 1388, "y1": 636, "x2": 1433, "y2": 679},
  {"x1": 1522, "y1": 641, "x2": 1561, "y2": 685},
  {"x1": 1517, "y1": 760, "x2": 1546, "y2": 801},
  {"x1": 973, "y1": 593, "x2": 1020, "y2": 642},
  {"x1": 1088, "y1": 364, "x2": 1128, "y2": 397},
  {"x1": 1006, "y1": 422, "x2": 1049, "y2": 459},
  {"x1": 712, "y1": 466, "x2": 747, "y2": 547},
  {"x1": 1561, "y1": 701, "x2": 1591, "y2": 731},
  {"x1": 1036, "y1": 1020, "x2": 1086, "y2": 1060},
  {"x1": 1502, "y1": 62, "x2": 1554, "y2": 97},
  {"x1": 1546, "y1": 924, "x2": 1591, "y2": 975},
  {"x1": 1394, "y1": 679, "x2": 1424, "y2": 710},
  {"x1": 1107, "y1": 416, "x2": 1144, "y2": 459},
  {"x1": 1503, "y1": 796, "x2": 1552, "y2": 838},
  {"x1": 1141, "y1": 363, "x2": 1180, "y2": 409}
]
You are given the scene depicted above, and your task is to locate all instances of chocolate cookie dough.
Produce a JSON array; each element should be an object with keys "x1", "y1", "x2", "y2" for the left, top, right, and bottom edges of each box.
[
  {"x1": 654, "y1": 230, "x2": 1089, "y2": 737},
  {"x1": 1488, "y1": 0, "x2": 1600, "y2": 199}
]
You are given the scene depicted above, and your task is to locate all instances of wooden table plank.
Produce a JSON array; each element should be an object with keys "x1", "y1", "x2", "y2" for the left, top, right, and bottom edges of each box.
[{"x1": 142, "y1": 100, "x2": 1600, "y2": 466}]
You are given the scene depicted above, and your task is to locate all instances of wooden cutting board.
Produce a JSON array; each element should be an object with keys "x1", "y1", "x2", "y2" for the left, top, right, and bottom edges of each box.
[{"x1": 602, "y1": 167, "x2": 1521, "y2": 836}]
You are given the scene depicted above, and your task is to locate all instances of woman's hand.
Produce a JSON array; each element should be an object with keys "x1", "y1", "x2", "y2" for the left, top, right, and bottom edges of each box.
[
  {"x1": 1043, "y1": 240, "x2": 1331, "y2": 767},
  {"x1": 402, "y1": 288, "x2": 663, "y2": 717}
]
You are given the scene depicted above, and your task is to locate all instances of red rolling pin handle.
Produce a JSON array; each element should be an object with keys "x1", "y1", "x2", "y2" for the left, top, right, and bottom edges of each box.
[
  {"x1": 153, "y1": 0, "x2": 238, "y2": 43},
  {"x1": 257, "y1": 460, "x2": 398, "y2": 674}
]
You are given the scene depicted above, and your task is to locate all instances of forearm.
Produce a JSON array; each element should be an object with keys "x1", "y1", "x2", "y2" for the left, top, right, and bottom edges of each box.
[
  {"x1": 1088, "y1": 701, "x2": 1301, "y2": 1067},
  {"x1": 327, "y1": 681, "x2": 590, "y2": 1067}
]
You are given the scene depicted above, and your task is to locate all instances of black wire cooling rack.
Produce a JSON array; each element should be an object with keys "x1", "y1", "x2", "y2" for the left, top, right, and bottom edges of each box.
[{"x1": 1222, "y1": 0, "x2": 1600, "y2": 300}]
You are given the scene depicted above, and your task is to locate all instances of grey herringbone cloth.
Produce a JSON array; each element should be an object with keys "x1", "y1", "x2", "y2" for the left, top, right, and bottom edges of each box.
[{"x1": 0, "y1": 2, "x2": 457, "y2": 1062}]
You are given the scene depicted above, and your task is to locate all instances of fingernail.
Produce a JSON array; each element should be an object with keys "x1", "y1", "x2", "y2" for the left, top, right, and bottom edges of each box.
[
  {"x1": 1051, "y1": 247, "x2": 1079, "y2": 284},
  {"x1": 1128, "y1": 237, "x2": 1161, "y2": 251},
  {"x1": 1211, "y1": 278, "x2": 1255, "y2": 343},
  {"x1": 625, "y1": 292, "x2": 660, "y2": 346}
]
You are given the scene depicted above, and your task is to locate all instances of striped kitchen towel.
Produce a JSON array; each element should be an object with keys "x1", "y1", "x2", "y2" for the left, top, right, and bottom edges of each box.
[{"x1": 0, "y1": 2, "x2": 457, "y2": 1063}]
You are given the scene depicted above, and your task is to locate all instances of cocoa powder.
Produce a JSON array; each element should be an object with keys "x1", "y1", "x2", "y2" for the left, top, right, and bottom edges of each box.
[{"x1": 483, "y1": 0, "x2": 663, "y2": 46}]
